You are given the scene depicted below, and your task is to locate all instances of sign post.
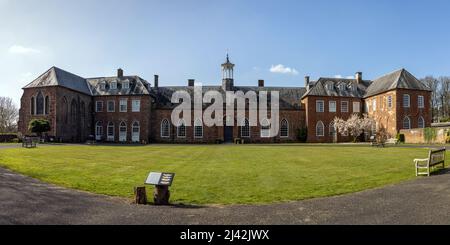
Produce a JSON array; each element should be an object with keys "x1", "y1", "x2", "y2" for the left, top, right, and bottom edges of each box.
[{"x1": 145, "y1": 172, "x2": 175, "y2": 205}]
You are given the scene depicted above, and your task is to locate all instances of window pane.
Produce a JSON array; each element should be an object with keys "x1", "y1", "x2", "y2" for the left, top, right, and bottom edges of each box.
[
  {"x1": 132, "y1": 100, "x2": 141, "y2": 112},
  {"x1": 329, "y1": 101, "x2": 336, "y2": 112},
  {"x1": 316, "y1": 101, "x2": 324, "y2": 112},
  {"x1": 108, "y1": 101, "x2": 115, "y2": 112},
  {"x1": 353, "y1": 102, "x2": 360, "y2": 113},
  {"x1": 341, "y1": 101, "x2": 349, "y2": 113}
]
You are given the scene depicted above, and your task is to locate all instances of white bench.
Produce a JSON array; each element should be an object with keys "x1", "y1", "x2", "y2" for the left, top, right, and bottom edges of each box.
[{"x1": 414, "y1": 148, "x2": 446, "y2": 176}]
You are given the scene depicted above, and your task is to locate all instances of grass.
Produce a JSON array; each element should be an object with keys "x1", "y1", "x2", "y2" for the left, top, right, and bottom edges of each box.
[{"x1": 0, "y1": 144, "x2": 444, "y2": 205}]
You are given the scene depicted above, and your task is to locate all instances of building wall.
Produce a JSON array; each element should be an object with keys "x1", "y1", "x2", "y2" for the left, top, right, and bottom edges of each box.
[
  {"x1": 93, "y1": 95, "x2": 152, "y2": 143},
  {"x1": 366, "y1": 89, "x2": 432, "y2": 138},
  {"x1": 365, "y1": 90, "x2": 398, "y2": 137},
  {"x1": 303, "y1": 95, "x2": 362, "y2": 143},
  {"x1": 151, "y1": 108, "x2": 305, "y2": 144},
  {"x1": 19, "y1": 86, "x2": 93, "y2": 142}
]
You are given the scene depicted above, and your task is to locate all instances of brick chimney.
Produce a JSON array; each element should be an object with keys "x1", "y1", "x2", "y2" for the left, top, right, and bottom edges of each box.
[
  {"x1": 355, "y1": 72, "x2": 362, "y2": 84},
  {"x1": 258, "y1": 80, "x2": 265, "y2": 87},
  {"x1": 305, "y1": 76, "x2": 310, "y2": 91},
  {"x1": 188, "y1": 79, "x2": 195, "y2": 87},
  {"x1": 154, "y1": 75, "x2": 159, "y2": 88},
  {"x1": 117, "y1": 68, "x2": 124, "y2": 78}
]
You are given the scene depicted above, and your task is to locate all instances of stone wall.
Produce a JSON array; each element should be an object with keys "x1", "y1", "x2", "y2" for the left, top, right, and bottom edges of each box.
[{"x1": 400, "y1": 127, "x2": 448, "y2": 144}]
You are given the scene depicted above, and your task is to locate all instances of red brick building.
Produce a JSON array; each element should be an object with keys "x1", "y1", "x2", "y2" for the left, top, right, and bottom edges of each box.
[{"x1": 18, "y1": 57, "x2": 431, "y2": 144}]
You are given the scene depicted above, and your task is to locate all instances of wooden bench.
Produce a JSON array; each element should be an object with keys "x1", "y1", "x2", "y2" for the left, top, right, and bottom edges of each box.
[
  {"x1": 386, "y1": 138, "x2": 399, "y2": 145},
  {"x1": 234, "y1": 138, "x2": 244, "y2": 144},
  {"x1": 414, "y1": 148, "x2": 446, "y2": 176},
  {"x1": 22, "y1": 137, "x2": 37, "y2": 148}
]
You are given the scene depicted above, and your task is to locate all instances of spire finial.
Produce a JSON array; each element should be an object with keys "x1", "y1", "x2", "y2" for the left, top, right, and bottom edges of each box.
[{"x1": 226, "y1": 53, "x2": 230, "y2": 63}]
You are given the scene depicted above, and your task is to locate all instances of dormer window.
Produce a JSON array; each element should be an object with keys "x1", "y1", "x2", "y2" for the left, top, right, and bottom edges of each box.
[
  {"x1": 110, "y1": 81, "x2": 117, "y2": 90},
  {"x1": 100, "y1": 82, "x2": 106, "y2": 91},
  {"x1": 338, "y1": 84, "x2": 345, "y2": 91},
  {"x1": 122, "y1": 81, "x2": 130, "y2": 89},
  {"x1": 325, "y1": 83, "x2": 334, "y2": 90},
  {"x1": 349, "y1": 84, "x2": 357, "y2": 92}
]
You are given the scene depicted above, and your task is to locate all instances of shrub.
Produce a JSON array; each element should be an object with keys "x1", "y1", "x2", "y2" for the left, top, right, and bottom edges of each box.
[
  {"x1": 28, "y1": 119, "x2": 51, "y2": 137},
  {"x1": 396, "y1": 133, "x2": 405, "y2": 143},
  {"x1": 423, "y1": 128, "x2": 437, "y2": 144},
  {"x1": 298, "y1": 127, "x2": 307, "y2": 143}
]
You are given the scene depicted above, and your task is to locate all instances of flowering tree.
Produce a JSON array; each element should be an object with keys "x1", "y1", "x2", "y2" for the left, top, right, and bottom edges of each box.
[{"x1": 333, "y1": 114, "x2": 376, "y2": 142}]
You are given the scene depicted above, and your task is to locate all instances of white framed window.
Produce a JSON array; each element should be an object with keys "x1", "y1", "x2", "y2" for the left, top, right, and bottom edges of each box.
[
  {"x1": 96, "y1": 101, "x2": 103, "y2": 112},
  {"x1": 387, "y1": 95, "x2": 393, "y2": 109},
  {"x1": 107, "y1": 101, "x2": 115, "y2": 112},
  {"x1": 260, "y1": 119, "x2": 271, "y2": 138},
  {"x1": 329, "y1": 122, "x2": 336, "y2": 136},
  {"x1": 316, "y1": 121, "x2": 324, "y2": 137},
  {"x1": 418, "y1": 116, "x2": 425, "y2": 128},
  {"x1": 95, "y1": 121, "x2": 103, "y2": 140},
  {"x1": 329, "y1": 101, "x2": 336, "y2": 112},
  {"x1": 122, "y1": 81, "x2": 130, "y2": 89},
  {"x1": 177, "y1": 120, "x2": 186, "y2": 138},
  {"x1": 338, "y1": 84, "x2": 345, "y2": 91},
  {"x1": 403, "y1": 94, "x2": 410, "y2": 108},
  {"x1": 110, "y1": 81, "x2": 117, "y2": 90},
  {"x1": 403, "y1": 116, "x2": 411, "y2": 129},
  {"x1": 241, "y1": 118, "x2": 250, "y2": 138},
  {"x1": 353, "y1": 102, "x2": 361, "y2": 113},
  {"x1": 161, "y1": 119, "x2": 170, "y2": 138},
  {"x1": 119, "y1": 121, "x2": 127, "y2": 142},
  {"x1": 326, "y1": 83, "x2": 334, "y2": 90},
  {"x1": 107, "y1": 122, "x2": 115, "y2": 141},
  {"x1": 280, "y1": 119, "x2": 289, "y2": 138},
  {"x1": 372, "y1": 99, "x2": 377, "y2": 112},
  {"x1": 418, "y1": 96, "x2": 424, "y2": 109},
  {"x1": 341, "y1": 101, "x2": 349, "y2": 113},
  {"x1": 120, "y1": 99, "x2": 127, "y2": 112},
  {"x1": 194, "y1": 118, "x2": 203, "y2": 138},
  {"x1": 132, "y1": 100, "x2": 141, "y2": 112},
  {"x1": 132, "y1": 121, "x2": 140, "y2": 142},
  {"x1": 316, "y1": 100, "x2": 324, "y2": 113}
]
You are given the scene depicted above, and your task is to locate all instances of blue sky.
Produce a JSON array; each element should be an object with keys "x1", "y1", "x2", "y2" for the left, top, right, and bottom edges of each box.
[{"x1": 1, "y1": 0, "x2": 450, "y2": 105}]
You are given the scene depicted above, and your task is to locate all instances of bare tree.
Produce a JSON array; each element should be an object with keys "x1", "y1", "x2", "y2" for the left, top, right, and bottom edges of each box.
[
  {"x1": 439, "y1": 77, "x2": 450, "y2": 120},
  {"x1": 421, "y1": 76, "x2": 440, "y2": 122},
  {"x1": 0, "y1": 97, "x2": 19, "y2": 133}
]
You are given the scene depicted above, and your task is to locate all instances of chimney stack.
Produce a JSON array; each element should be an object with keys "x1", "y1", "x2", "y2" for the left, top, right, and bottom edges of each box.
[
  {"x1": 258, "y1": 80, "x2": 265, "y2": 87},
  {"x1": 188, "y1": 79, "x2": 195, "y2": 87},
  {"x1": 154, "y1": 75, "x2": 159, "y2": 88},
  {"x1": 355, "y1": 72, "x2": 362, "y2": 84},
  {"x1": 117, "y1": 68, "x2": 124, "y2": 78}
]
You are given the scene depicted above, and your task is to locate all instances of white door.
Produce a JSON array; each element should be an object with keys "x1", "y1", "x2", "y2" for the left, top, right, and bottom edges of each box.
[
  {"x1": 119, "y1": 122, "x2": 127, "y2": 142},
  {"x1": 95, "y1": 123, "x2": 102, "y2": 141},
  {"x1": 132, "y1": 122, "x2": 140, "y2": 143}
]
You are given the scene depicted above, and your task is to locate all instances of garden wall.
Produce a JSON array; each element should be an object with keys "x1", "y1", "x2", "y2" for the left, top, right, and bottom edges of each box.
[{"x1": 400, "y1": 127, "x2": 448, "y2": 144}]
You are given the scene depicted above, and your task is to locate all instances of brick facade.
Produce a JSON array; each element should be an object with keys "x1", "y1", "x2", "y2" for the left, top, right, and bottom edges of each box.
[{"x1": 18, "y1": 65, "x2": 432, "y2": 144}]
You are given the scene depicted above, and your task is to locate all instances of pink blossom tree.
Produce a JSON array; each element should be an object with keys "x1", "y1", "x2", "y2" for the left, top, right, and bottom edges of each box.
[{"x1": 333, "y1": 114, "x2": 376, "y2": 142}]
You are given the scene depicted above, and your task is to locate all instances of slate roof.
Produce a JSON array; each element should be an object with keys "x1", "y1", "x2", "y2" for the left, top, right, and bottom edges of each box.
[
  {"x1": 151, "y1": 86, "x2": 306, "y2": 110},
  {"x1": 302, "y1": 69, "x2": 431, "y2": 99},
  {"x1": 364, "y1": 69, "x2": 431, "y2": 98},
  {"x1": 87, "y1": 76, "x2": 150, "y2": 96},
  {"x1": 23, "y1": 66, "x2": 91, "y2": 95},
  {"x1": 302, "y1": 78, "x2": 371, "y2": 98}
]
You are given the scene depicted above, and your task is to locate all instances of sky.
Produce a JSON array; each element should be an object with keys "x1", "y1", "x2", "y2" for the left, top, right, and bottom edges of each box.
[{"x1": 1, "y1": 0, "x2": 450, "y2": 105}]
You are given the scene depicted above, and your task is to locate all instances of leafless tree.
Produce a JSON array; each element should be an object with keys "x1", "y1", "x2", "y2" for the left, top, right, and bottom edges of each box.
[
  {"x1": 421, "y1": 76, "x2": 440, "y2": 121},
  {"x1": 0, "y1": 97, "x2": 19, "y2": 133},
  {"x1": 438, "y1": 76, "x2": 450, "y2": 120}
]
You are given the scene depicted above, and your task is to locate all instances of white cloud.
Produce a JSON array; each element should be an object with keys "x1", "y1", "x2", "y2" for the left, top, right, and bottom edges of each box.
[
  {"x1": 270, "y1": 64, "x2": 299, "y2": 75},
  {"x1": 9, "y1": 45, "x2": 41, "y2": 55},
  {"x1": 335, "y1": 75, "x2": 355, "y2": 79}
]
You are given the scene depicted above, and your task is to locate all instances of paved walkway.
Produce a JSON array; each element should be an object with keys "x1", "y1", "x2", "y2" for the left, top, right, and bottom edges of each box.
[{"x1": 1, "y1": 166, "x2": 450, "y2": 225}]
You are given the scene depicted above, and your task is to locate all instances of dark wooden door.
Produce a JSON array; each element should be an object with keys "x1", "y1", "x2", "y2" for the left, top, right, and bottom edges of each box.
[{"x1": 224, "y1": 126, "x2": 233, "y2": 143}]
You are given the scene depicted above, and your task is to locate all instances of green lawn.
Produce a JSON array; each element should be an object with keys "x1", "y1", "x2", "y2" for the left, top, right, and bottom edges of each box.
[{"x1": 0, "y1": 144, "x2": 443, "y2": 205}]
